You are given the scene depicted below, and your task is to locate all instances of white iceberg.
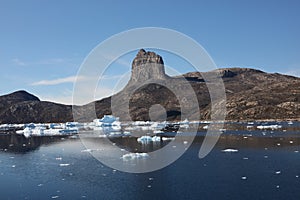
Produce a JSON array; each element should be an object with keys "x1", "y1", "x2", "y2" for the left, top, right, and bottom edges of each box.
[
  {"x1": 122, "y1": 153, "x2": 149, "y2": 160},
  {"x1": 257, "y1": 124, "x2": 282, "y2": 130},
  {"x1": 222, "y1": 149, "x2": 238, "y2": 153},
  {"x1": 161, "y1": 137, "x2": 175, "y2": 141},
  {"x1": 93, "y1": 115, "x2": 121, "y2": 129},
  {"x1": 137, "y1": 136, "x2": 161, "y2": 143},
  {"x1": 59, "y1": 163, "x2": 70, "y2": 167}
]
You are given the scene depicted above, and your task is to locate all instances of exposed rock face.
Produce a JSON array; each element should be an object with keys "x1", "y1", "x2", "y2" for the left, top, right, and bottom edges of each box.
[
  {"x1": 1, "y1": 50, "x2": 300, "y2": 123},
  {"x1": 129, "y1": 49, "x2": 168, "y2": 84}
]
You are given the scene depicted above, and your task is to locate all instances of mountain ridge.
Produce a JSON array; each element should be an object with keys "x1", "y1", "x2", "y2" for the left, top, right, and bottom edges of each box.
[{"x1": 1, "y1": 50, "x2": 300, "y2": 123}]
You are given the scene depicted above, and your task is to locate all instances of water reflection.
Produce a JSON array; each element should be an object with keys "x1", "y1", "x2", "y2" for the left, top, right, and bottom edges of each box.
[{"x1": 0, "y1": 134, "x2": 66, "y2": 153}]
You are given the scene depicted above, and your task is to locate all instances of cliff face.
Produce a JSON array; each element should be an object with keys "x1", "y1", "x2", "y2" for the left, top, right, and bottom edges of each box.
[
  {"x1": 128, "y1": 49, "x2": 169, "y2": 84},
  {"x1": 1, "y1": 50, "x2": 300, "y2": 123}
]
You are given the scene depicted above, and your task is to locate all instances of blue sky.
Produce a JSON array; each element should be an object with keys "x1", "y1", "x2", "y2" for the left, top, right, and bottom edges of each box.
[{"x1": 1, "y1": 0, "x2": 300, "y2": 105}]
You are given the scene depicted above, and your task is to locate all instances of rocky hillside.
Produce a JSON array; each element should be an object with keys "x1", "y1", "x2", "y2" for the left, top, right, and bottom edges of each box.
[
  {"x1": 92, "y1": 50, "x2": 300, "y2": 122},
  {"x1": 0, "y1": 91, "x2": 73, "y2": 124},
  {"x1": 1, "y1": 50, "x2": 300, "y2": 123}
]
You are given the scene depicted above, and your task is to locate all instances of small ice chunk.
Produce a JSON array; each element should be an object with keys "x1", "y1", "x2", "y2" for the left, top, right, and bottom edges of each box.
[
  {"x1": 81, "y1": 149, "x2": 93, "y2": 153},
  {"x1": 122, "y1": 153, "x2": 149, "y2": 160},
  {"x1": 222, "y1": 149, "x2": 238, "y2": 153},
  {"x1": 257, "y1": 125, "x2": 282, "y2": 130},
  {"x1": 162, "y1": 137, "x2": 175, "y2": 141},
  {"x1": 203, "y1": 125, "x2": 209, "y2": 130},
  {"x1": 59, "y1": 163, "x2": 70, "y2": 167},
  {"x1": 152, "y1": 136, "x2": 161, "y2": 142},
  {"x1": 137, "y1": 136, "x2": 153, "y2": 143},
  {"x1": 123, "y1": 131, "x2": 131, "y2": 135}
]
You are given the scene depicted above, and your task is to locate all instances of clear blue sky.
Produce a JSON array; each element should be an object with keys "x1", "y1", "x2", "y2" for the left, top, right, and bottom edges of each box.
[{"x1": 1, "y1": 0, "x2": 300, "y2": 104}]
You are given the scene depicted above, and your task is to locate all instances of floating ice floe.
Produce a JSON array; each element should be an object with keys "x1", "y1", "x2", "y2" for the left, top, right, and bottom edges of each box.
[
  {"x1": 161, "y1": 137, "x2": 175, "y2": 141},
  {"x1": 179, "y1": 119, "x2": 190, "y2": 129},
  {"x1": 257, "y1": 125, "x2": 282, "y2": 130},
  {"x1": 203, "y1": 125, "x2": 209, "y2": 130},
  {"x1": 122, "y1": 153, "x2": 149, "y2": 160},
  {"x1": 222, "y1": 149, "x2": 238, "y2": 153},
  {"x1": 16, "y1": 123, "x2": 78, "y2": 138},
  {"x1": 93, "y1": 115, "x2": 121, "y2": 130},
  {"x1": 150, "y1": 122, "x2": 167, "y2": 130},
  {"x1": 153, "y1": 130, "x2": 164, "y2": 134},
  {"x1": 81, "y1": 148, "x2": 102, "y2": 153},
  {"x1": 59, "y1": 163, "x2": 70, "y2": 167},
  {"x1": 137, "y1": 136, "x2": 161, "y2": 143}
]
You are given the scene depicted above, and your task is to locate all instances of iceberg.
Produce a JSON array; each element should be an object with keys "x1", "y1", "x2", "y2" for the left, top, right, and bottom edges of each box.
[
  {"x1": 93, "y1": 115, "x2": 120, "y2": 127},
  {"x1": 222, "y1": 149, "x2": 238, "y2": 153},
  {"x1": 122, "y1": 153, "x2": 149, "y2": 160},
  {"x1": 161, "y1": 137, "x2": 175, "y2": 141},
  {"x1": 137, "y1": 136, "x2": 161, "y2": 143},
  {"x1": 59, "y1": 163, "x2": 70, "y2": 167},
  {"x1": 16, "y1": 123, "x2": 78, "y2": 138},
  {"x1": 150, "y1": 121, "x2": 167, "y2": 130},
  {"x1": 93, "y1": 115, "x2": 121, "y2": 131},
  {"x1": 257, "y1": 124, "x2": 282, "y2": 130}
]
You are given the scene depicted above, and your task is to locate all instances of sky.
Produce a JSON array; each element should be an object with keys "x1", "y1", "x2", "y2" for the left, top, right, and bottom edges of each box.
[{"x1": 0, "y1": 0, "x2": 300, "y2": 105}]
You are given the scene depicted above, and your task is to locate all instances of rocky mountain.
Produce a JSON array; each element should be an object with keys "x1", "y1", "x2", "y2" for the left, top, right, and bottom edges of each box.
[
  {"x1": 1, "y1": 49, "x2": 300, "y2": 123},
  {"x1": 92, "y1": 50, "x2": 300, "y2": 122},
  {"x1": 0, "y1": 91, "x2": 73, "y2": 124}
]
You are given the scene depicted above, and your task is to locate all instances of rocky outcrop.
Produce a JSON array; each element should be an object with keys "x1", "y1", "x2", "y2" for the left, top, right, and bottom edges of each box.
[{"x1": 128, "y1": 49, "x2": 169, "y2": 84}]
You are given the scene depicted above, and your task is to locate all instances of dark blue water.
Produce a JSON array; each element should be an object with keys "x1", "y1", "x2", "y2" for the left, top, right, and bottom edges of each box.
[{"x1": 0, "y1": 130, "x2": 300, "y2": 200}]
